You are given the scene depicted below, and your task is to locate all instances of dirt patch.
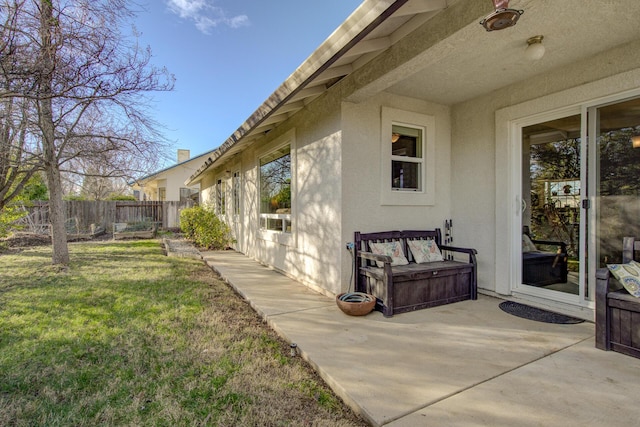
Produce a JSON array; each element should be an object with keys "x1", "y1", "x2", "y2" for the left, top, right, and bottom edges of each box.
[
  {"x1": 0, "y1": 231, "x2": 114, "y2": 253},
  {"x1": 0, "y1": 232, "x2": 52, "y2": 248}
]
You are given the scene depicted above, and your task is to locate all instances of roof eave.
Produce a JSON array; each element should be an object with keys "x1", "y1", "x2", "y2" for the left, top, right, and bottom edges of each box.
[{"x1": 187, "y1": 0, "x2": 411, "y2": 185}]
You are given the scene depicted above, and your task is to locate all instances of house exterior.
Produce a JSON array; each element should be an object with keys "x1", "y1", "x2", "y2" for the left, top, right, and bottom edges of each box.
[
  {"x1": 132, "y1": 149, "x2": 207, "y2": 202},
  {"x1": 187, "y1": 0, "x2": 640, "y2": 321}
]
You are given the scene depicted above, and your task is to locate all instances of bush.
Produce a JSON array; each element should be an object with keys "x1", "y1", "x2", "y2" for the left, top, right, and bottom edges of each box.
[
  {"x1": 64, "y1": 195, "x2": 86, "y2": 201},
  {"x1": 0, "y1": 174, "x2": 48, "y2": 237},
  {"x1": 180, "y1": 206, "x2": 232, "y2": 250},
  {"x1": 0, "y1": 203, "x2": 26, "y2": 238},
  {"x1": 107, "y1": 194, "x2": 137, "y2": 201}
]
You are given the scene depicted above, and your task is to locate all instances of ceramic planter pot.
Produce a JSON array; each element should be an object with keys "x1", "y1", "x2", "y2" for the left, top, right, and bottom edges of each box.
[{"x1": 336, "y1": 292, "x2": 376, "y2": 316}]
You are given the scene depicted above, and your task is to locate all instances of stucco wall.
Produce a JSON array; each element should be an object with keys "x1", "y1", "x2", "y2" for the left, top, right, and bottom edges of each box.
[
  {"x1": 136, "y1": 163, "x2": 201, "y2": 202},
  {"x1": 451, "y1": 39, "x2": 640, "y2": 295},
  {"x1": 199, "y1": 171, "x2": 218, "y2": 208},
  {"x1": 205, "y1": 93, "x2": 345, "y2": 296},
  {"x1": 195, "y1": 28, "x2": 640, "y2": 300},
  {"x1": 340, "y1": 92, "x2": 452, "y2": 291}
]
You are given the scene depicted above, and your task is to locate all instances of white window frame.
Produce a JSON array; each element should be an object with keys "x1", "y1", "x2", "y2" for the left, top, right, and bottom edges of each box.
[
  {"x1": 381, "y1": 107, "x2": 435, "y2": 206},
  {"x1": 256, "y1": 129, "x2": 296, "y2": 247}
]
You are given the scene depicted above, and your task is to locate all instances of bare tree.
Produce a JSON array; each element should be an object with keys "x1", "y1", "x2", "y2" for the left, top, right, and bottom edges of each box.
[
  {"x1": 79, "y1": 160, "x2": 129, "y2": 200},
  {"x1": 1, "y1": 0, "x2": 175, "y2": 264},
  {"x1": 0, "y1": 95, "x2": 43, "y2": 211}
]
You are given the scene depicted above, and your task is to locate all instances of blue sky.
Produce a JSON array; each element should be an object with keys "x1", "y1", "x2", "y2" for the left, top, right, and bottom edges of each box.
[{"x1": 134, "y1": 0, "x2": 362, "y2": 165}]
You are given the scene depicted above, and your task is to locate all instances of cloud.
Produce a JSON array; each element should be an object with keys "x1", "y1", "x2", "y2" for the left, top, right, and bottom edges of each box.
[{"x1": 166, "y1": 0, "x2": 249, "y2": 34}]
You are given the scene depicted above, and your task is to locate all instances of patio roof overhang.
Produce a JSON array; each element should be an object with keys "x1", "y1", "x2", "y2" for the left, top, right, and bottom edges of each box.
[
  {"x1": 186, "y1": 0, "x2": 471, "y2": 185},
  {"x1": 187, "y1": 0, "x2": 640, "y2": 186}
]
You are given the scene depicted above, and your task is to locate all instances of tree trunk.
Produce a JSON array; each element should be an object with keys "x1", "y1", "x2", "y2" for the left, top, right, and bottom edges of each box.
[
  {"x1": 44, "y1": 158, "x2": 69, "y2": 265},
  {"x1": 39, "y1": 0, "x2": 69, "y2": 265}
]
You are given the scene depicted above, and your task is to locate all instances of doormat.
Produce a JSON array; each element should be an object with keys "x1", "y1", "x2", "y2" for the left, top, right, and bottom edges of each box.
[{"x1": 499, "y1": 301, "x2": 584, "y2": 324}]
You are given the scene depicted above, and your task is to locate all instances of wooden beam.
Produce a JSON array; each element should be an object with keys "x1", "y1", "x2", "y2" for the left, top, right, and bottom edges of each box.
[
  {"x1": 314, "y1": 64, "x2": 353, "y2": 82},
  {"x1": 260, "y1": 112, "x2": 290, "y2": 126},
  {"x1": 288, "y1": 86, "x2": 326, "y2": 103},
  {"x1": 275, "y1": 101, "x2": 305, "y2": 114},
  {"x1": 394, "y1": 0, "x2": 447, "y2": 17},
  {"x1": 342, "y1": 36, "x2": 391, "y2": 57}
]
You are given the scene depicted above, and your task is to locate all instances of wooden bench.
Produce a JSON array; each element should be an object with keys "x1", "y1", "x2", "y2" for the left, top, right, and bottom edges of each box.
[
  {"x1": 596, "y1": 236, "x2": 640, "y2": 359},
  {"x1": 354, "y1": 229, "x2": 477, "y2": 317}
]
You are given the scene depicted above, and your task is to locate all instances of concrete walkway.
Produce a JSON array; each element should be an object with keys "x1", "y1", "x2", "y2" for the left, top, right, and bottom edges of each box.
[{"x1": 199, "y1": 250, "x2": 640, "y2": 427}]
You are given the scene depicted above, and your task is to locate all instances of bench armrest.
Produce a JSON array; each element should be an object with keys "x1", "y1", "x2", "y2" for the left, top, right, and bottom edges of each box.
[
  {"x1": 531, "y1": 239, "x2": 567, "y2": 253},
  {"x1": 439, "y1": 245, "x2": 478, "y2": 264},
  {"x1": 355, "y1": 250, "x2": 394, "y2": 301},
  {"x1": 357, "y1": 250, "x2": 392, "y2": 265}
]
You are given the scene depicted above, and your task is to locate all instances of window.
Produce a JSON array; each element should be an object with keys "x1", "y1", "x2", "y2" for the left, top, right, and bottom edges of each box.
[
  {"x1": 158, "y1": 188, "x2": 166, "y2": 201},
  {"x1": 216, "y1": 179, "x2": 225, "y2": 215},
  {"x1": 232, "y1": 171, "x2": 241, "y2": 216},
  {"x1": 180, "y1": 187, "x2": 196, "y2": 202},
  {"x1": 381, "y1": 107, "x2": 435, "y2": 206},
  {"x1": 391, "y1": 124, "x2": 423, "y2": 191},
  {"x1": 259, "y1": 144, "x2": 291, "y2": 232}
]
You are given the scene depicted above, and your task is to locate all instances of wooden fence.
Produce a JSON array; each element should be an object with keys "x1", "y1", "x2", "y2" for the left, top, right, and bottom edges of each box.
[{"x1": 18, "y1": 200, "x2": 194, "y2": 233}]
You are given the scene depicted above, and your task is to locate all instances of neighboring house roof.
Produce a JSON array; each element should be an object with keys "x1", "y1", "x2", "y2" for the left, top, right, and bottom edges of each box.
[
  {"x1": 187, "y1": 0, "x2": 640, "y2": 185},
  {"x1": 133, "y1": 150, "x2": 215, "y2": 187}
]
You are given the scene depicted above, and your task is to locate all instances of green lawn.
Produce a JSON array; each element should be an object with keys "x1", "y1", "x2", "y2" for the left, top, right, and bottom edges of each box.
[{"x1": 0, "y1": 241, "x2": 366, "y2": 426}]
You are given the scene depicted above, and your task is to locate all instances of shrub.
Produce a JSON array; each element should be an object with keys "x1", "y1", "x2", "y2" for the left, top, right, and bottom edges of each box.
[
  {"x1": 107, "y1": 194, "x2": 137, "y2": 201},
  {"x1": 0, "y1": 174, "x2": 48, "y2": 237},
  {"x1": 0, "y1": 203, "x2": 26, "y2": 237},
  {"x1": 180, "y1": 205, "x2": 232, "y2": 250},
  {"x1": 64, "y1": 194, "x2": 86, "y2": 201}
]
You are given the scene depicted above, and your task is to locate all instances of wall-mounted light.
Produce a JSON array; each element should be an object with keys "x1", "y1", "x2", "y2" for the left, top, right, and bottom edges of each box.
[
  {"x1": 632, "y1": 135, "x2": 640, "y2": 148},
  {"x1": 525, "y1": 35, "x2": 545, "y2": 61}
]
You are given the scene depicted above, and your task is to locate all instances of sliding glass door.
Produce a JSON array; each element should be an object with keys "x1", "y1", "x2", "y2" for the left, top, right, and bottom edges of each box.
[
  {"x1": 591, "y1": 97, "x2": 640, "y2": 275},
  {"x1": 521, "y1": 113, "x2": 583, "y2": 301},
  {"x1": 518, "y1": 95, "x2": 640, "y2": 310}
]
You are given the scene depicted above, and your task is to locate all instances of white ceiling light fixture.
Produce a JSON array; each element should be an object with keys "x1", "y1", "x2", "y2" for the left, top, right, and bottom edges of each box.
[
  {"x1": 525, "y1": 35, "x2": 545, "y2": 60},
  {"x1": 479, "y1": 0, "x2": 524, "y2": 32}
]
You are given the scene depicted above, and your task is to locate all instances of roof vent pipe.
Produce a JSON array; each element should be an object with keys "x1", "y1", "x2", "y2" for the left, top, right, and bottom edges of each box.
[{"x1": 479, "y1": 0, "x2": 524, "y2": 32}]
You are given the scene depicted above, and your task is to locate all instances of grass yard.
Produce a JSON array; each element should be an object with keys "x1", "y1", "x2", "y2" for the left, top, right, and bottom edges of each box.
[{"x1": 0, "y1": 240, "x2": 367, "y2": 426}]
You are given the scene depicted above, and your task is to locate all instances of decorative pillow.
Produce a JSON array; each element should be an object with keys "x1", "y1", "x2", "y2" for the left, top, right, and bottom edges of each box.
[
  {"x1": 369, "y1": 241, "x2": 409, "y2": 267},
  {"x1": 607, "y1": 260, "x2": 640, "y2": 297},
  {"x1": 407, "y1": 239, "x2": 444, "y2": 263},
  {"x1": 522, "y1": 234, "x2": 538, "y2": 253}
]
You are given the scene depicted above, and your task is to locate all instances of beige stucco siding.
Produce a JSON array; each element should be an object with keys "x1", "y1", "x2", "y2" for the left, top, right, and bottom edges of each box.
[
  {"x1": 341, "y1": 92, "x2": 452, "y2": 290},
  {"x1": 206, "y1": 93, "x2": 344, "y2": 296},
  {"x1": 451, "y1": 39, "x2": 640, "y2": 295},
  {"x1": 134, "y1": 159, "x2": 203, "y2": 202},
  {"x1": 194, "y1": 2, "x2": 640, "y2": 302}
]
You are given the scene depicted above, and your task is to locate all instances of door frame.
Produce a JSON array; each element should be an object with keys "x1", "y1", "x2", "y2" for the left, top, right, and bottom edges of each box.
[
  {"x1": 502, "y1": 87, "x2": 640, "y2": 317},
  {"x1": 510, "y1": 105, "x2": 585, "y2": 307}
]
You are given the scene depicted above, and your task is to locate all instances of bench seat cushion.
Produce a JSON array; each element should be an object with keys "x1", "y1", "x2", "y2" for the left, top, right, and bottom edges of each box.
[
  {"x1": 406, "y1": 238, "x2": 444, "y2": 263},
  {"x1": 369, "y1": 240, "x2": 409, "y2": 267},
  {"x1": 607, "y1": 261, "x2": 640, "y2": 297}
]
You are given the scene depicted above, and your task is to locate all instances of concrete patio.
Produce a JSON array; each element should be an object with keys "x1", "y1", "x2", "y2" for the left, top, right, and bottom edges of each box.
[{"x1": 200, "y1": 250, "x2": 640, "y2": 427}]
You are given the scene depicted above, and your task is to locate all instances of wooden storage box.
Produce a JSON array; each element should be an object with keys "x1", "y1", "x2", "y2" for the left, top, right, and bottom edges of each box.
[{"x1": 354, "y1": 229, "x2": 477, "y2": 317}]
